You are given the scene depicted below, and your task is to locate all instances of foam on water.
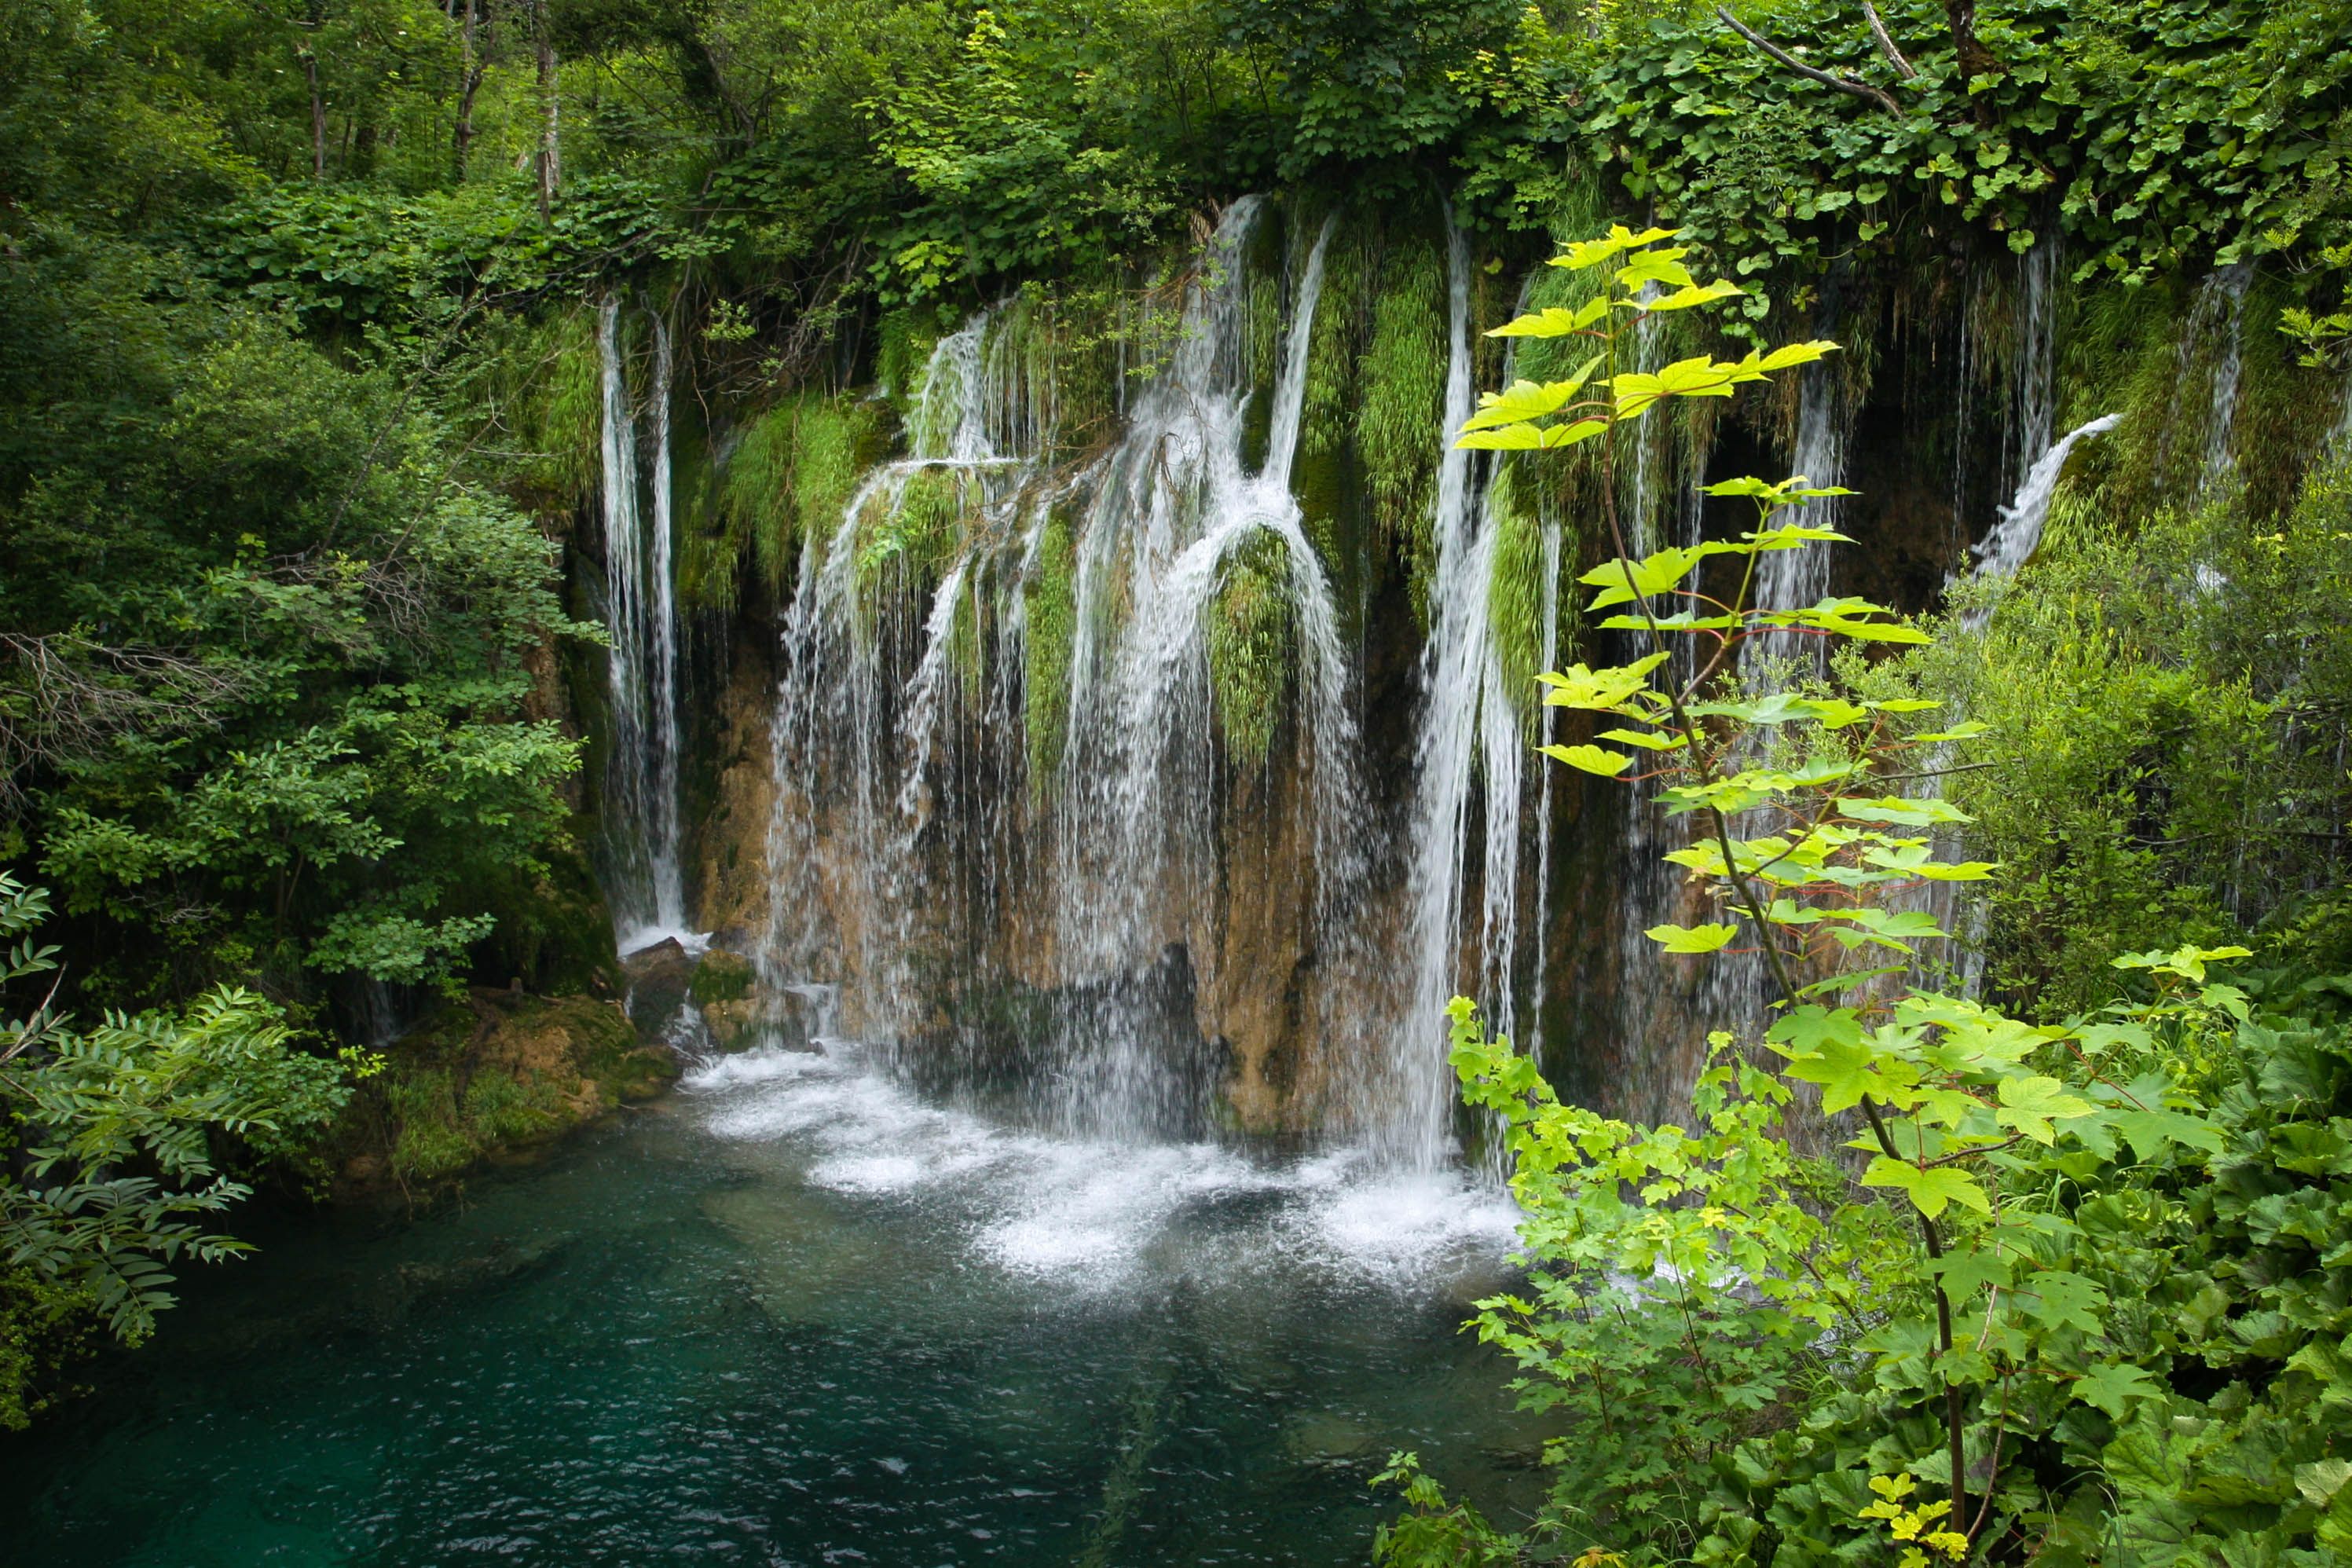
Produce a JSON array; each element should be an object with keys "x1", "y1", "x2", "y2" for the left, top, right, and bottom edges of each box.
[{"x1": 682, "y1": 1042, "x2": 1521, "y2": 1294}]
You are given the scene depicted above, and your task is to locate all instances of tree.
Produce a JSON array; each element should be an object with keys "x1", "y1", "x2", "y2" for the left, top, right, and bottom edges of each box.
[{"x1": 0, "y1": 873, "x2": 355, "y2": 1427}]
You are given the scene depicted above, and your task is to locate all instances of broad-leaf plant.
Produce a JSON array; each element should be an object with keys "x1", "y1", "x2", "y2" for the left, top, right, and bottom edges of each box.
[{"x1": 1375, "y1": 229, "x2": 2306, "y2": 1567}]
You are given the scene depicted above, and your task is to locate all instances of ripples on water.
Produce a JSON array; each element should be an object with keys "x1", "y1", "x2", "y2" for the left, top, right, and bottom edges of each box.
[{"x1": 4, "y1": 1042, "x2": 1548, "y2": 1566}]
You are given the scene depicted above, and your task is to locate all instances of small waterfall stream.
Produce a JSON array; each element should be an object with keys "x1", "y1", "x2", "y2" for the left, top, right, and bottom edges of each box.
[
  {"x1": 1751, "y1": 354, "x2": 1847, "y2": 670},
  {"x1": 1960, "y1": 412, "x2": 2125, "y2": 631},
  {"x1": 2198, "y1": 263, "x2": 2252, "y2": 495},
  {"x1": 598, "y1": 296, "x2": 689, "y2": 950}
]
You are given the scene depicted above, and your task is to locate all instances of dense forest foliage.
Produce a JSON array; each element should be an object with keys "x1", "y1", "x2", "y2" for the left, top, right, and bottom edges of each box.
[{"x1": 3, "y1": 0, "x2": 2351, "y2": 1561}]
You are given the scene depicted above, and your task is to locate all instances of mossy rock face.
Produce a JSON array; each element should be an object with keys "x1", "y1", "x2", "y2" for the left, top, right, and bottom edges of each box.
[
  {"x1": 334, "y1": 989, "x2": 676, "y2": 1203},
  {"x1": 689, "y1": 948, "x2": 755, "y2": 1005}
]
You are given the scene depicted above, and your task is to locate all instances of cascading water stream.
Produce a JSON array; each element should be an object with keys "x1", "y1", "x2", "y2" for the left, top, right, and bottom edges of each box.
[
  {"x1": 2012, "y1": 238, "x2": 2059, "y2": 495},
  {"x1": 1958, "y1": 412, "x2": 2124, "y2": 632},
  {"x1": 599, "y1": 297, "x2": 689, "y2": 950},
  {"x1": 1049, "y1": 203, "x2": 1376, "y2": 1140},
  {"x1": 1751, "y1": 354, "x2": 1847, "y2": 671},
  {"x1": 2198, "y1": 263, "x2": 2252, "y2": 495},
  {"x1": 1385, "y1": 218, "x2": 1532, "y2": 1175},
  {"x1": 1901, "y1": 411, "x2": 2125, "y2": 991}
]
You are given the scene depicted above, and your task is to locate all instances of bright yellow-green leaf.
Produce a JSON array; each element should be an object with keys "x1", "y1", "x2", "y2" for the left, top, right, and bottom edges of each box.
[
  {"x1": 1597, "y1": 727, "x2": 1687, "y2": 751},
  {"x1": 1994, "y1": 1074, "x2": 2099, "y2": 1145},
  {"x1": 1540, "y1": 743, "x2": 1634, "y2": 776},
  {"x1": 1459, "y1": 365, "x2": 1604, "y2": 432},
  {"x1": 1837, "y1": 797, "x2": 1973, "y2": 826},
  {"x1": 1614, "y1": 247, "x2": 1695, "y2": 292},
  {"x1": 1455, "y1": 417, "x2": 1608, "y2": 451},
  {"x1": 1861, "y1": 1158, "x2": 1990, "y2": 1218},
  {"x1": 1646, "y1": 921, "x2": 1738, "y2": 953},
  {"x1": 1551, "y1": 225, "x2": 1680, "y2": 272},
  {"x1": 1535, "y1": 653, "x2": 1669, "y2": 711},
  {"x1": 1757, "y1": 339, "x2": 1842, "y2": 371},
  {"x1": 1642, "y1": 279, "x2": 1745, "y2": 313},
  {"x1": 1487, "y1": 302, "x2": 1610, "y2": 339}
]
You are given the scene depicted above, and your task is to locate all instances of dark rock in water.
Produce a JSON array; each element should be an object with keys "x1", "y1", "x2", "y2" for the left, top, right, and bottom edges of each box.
[{"x1": 621, "y1": 938, "x2": 695, "y2": 1041}]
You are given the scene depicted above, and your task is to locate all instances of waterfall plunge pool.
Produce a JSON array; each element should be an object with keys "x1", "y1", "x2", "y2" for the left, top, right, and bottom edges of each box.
[{"x1": 5, "y1": 1041, "x2": 1551, "y2": 1566}]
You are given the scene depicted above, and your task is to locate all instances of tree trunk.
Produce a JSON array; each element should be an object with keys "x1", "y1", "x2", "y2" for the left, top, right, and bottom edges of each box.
[
  {"x1": 534, "y1": 0, "x2": 560, "y2": 220},
  {"x1": 300, "y1": 43, "x2": 327, "y2": 180},
  {"x1": 453, "y1": 0, "x2": 482, "y2": 179},
  {"x1": 1945, "y1": 0, "x2": 2001, "y2": 82}
]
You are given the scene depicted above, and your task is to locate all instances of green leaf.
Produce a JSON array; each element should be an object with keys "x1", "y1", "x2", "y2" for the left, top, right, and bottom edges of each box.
[
  {"x1": 1640, "y1": 279, "x2": 1745, "y2": 313},
  {"x1": 1837, "y1": 797, "x2": 1973, "y2": 826},
  {"x1": 1487, "y1": 303, "x2": 1610, "y2": 339},
  {"x1": 2016, "y1": 1269, "x2": 2108, "y2": 1335},
  {"x1": 1459, "y1": 361, "x2": 1606, "y2": 431},
  {"x1": 1550, "y1": 224, "x2": 1680, "y2": 272},
  {"x1": 2108, "y1": 1106, "x2": 2224, "y2": 1159},
  {"x1": 1861, "y1": 1158, "x2": 1989, "y2": 1219},
  {"x1": 1455, "y1": 418, "x2": 1608, "y2": 451},
  {"x1": 1646, "y1": 921, "x2": 1738, "y2": 954},
  {"x1": 1994, "y1": 1074, "x2": 2099, "y2": 1145},
  {"x1": 1596, "y1": 727, "x2": 1687, "y2": 752},
  {"x1": 2075, "y1": 1361, "x2": 2160, "y2": 1418},
  {"x1": 1927, "y1": 1244, "x2": 2013, "y2": 1302},
  {"x1": 1539, "y1": 744, "x2": 1634, "y2": 777},
  {"x1": 1535, "y1": 654, "x2": 1669, "y2": 712}
]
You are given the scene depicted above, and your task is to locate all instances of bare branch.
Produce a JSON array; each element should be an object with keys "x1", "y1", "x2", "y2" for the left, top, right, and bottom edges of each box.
[
  {"x1": 0, "y1": 634, "x2": 248, "y2": 809},
  {"x1": 1715, "y1": 7, "x2": 1903, "y2": 115},
  {"x1": 1863, "y1": 3, "x2": 1918, "y2": 78}
]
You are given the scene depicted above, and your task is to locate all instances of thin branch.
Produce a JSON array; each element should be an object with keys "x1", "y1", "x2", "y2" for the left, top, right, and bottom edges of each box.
[
  {"x1": 1862, "y1": 3, "x2": 1918, "y2": 78},
  {"x1": 1715, "y1": 7, "x2": 1903, "y2": 115}
]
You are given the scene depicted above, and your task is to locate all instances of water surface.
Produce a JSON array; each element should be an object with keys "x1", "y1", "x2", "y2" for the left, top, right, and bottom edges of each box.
[{"x1": 5, "y1": 1043, "x2": 1548, "y2": 1566}]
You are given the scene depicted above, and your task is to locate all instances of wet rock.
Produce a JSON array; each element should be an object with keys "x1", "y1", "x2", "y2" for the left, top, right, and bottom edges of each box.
[
  {"x1": 701, "y1": 982, "x2": 820, "y2": 1053},
  {"x1": 621, "y1": 936, "x2": 695, "y2": 1041},
  {"x1": 689, "y1": 948, "x2": 756, "y2": 1005}
]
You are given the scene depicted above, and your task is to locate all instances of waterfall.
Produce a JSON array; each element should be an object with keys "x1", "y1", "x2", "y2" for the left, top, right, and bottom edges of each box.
[
  {"x1": 762, "y1": 198, "x2": 1373, "y2": 1148},
  {"x1": 2199, "y1": 264, "x2": 2251, "y2": 494},
  {"x1": 1895, "y1": 411, "x2": 2127, "y2": 995},
  {"x1": 599, "y1": 297, "x2": 688, "y2": 950},
  {"x1": 2013, "y1": 238, "x2": 2059, "y2": 495},
  {"x1": 1050, "y1": 202, "x2": 1370, "y2": 1139},
  {"x1": 2162, "y1": 262, "x2": 2252, "y2": 496},
  {"x1": 1751, "y1": 355, "x2": 1846, "y2": 670},
  {"x1": 1380, "y1": 220, "x2": 1528, "y2": 1174},
  {"x1": 1958, "y1": 412, "x2": 2123, "y2": 631}
]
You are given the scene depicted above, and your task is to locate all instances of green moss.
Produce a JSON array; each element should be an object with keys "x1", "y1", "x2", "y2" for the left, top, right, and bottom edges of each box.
[
  {"x1": 689, "y1": 948, "x2": 754, "y2": 1004},
  {"x1": 460, "y1": 1071, "x2": 565, "y2": 1145},
  {"x1": 469, "y1": 305, "x2": 601, "y2": 511},
  {"x1": 1299, "y1": 216, "x2": 1371, "y2": 471},
  {"x1": 720, "y1": 401, "x2": 797, "y2": 597},
  {"x1": 387, "y1": 1068, "x2": 476, "y2": 1183},
  {"x1": 712, "y1": 391, "x2": 888, "y2": 604},
  {"x1": 1207, "y1": 530, "x2": 1293, "y2": 772},
  {"x1": 877, "y1": 305, "x2": 947, "y2": 421},
  {"x1": 1240, "y1": 272, "x2": 1284, "y2": 474},
  {"x1": 950, "y1": 571, "x2": 986, "y2": 699},
  {"x1": 367, "y1": 993, "x2": 668, "y2": 1190},
  {"x1": 2229, "y1": 277, "x2": 2336, "y2": 520},
  {"x1": 1023, "y1": 507, "x2": 1078, "y2": 792},
  {"x1": 1356, "y1": 234, "x2": 1449, "y2": 614},
  {"x1": 1291, "y1": 444, "x2": 1357, "y2": 605},
  {"x1": 1486, "y1": 457, "x2": 1557, "y2": 724},
  {"x1": 859, "y1": 465, "x2": 965, "y2": 595}
]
